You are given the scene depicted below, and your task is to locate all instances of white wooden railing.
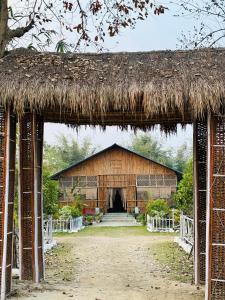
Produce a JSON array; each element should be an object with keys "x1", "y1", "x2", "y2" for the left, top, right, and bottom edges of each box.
[
  {"x1": 43, "y1": 216, "x2": 84, "y2": 250},
  {"x1": 147, "y1": 215, "x2": 175, "y2": 232},
  {"x1": 179, "y1": 213, "x2": 194, "y2": 246},
  {"x1": 147, "y1": 212, "x2": 194, "y2": 243}
]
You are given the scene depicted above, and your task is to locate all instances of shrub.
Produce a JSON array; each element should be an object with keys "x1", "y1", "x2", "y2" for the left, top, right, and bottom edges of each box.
[
  {"x1": 136, "y1": 213, "x2": 146, "y2": 225},
  {"x1": 145, "y1": 199, "x2": 169, "y2": 217},
  {"x1": 59, "y1": 206, "x2": 73, "y2": 219},
  {"x1": 85, "y1": 215, "x2": 93, "y2": 223},
  {"x1": 71, "y1": 207, "x2": 82, "y2": 218}
]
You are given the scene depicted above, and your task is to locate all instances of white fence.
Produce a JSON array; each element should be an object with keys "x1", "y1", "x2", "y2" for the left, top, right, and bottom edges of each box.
[
  {"x1": 179, "y1": 214, "x2": 194, "y2": 246},
  {"x1": 43, "y1": 216, "x2": 84, "y2": 251},
  {"x1": 147, "y1": 215, "x2": 175, "y2": 232},
  {"x1": 147, "y1": 212, "x2": 194, "y2": 240}
]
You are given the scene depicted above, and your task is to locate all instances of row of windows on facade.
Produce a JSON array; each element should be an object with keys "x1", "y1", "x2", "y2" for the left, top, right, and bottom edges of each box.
[
  {"x1": 60, "y1": 186, "x2": 176, "y2": 201},
  {"x1": 60, "y1": 175, "x2": 177, "y2": 188}
]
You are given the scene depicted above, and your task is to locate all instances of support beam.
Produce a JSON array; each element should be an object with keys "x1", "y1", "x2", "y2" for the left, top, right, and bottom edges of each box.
[
  {"x1": 193, "y1": 120, "x2": 207, "y2": 285},
  {"x1": 0, "y1": 108, "x2": 16, "y2": 300},
  {"x1": 19, "y1": 113, "x2": 44, "y2": 282},
  {"x1": 206, "y1": 114, "x2": 225, "y2": 300}
]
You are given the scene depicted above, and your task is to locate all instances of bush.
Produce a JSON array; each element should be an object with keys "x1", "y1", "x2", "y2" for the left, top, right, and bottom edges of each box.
[
  {"x1": 145, "y1": 199, "x2": 169, "y2": 217},
  {"x1": 59, "y1": 206, "x2": 73, "y2": 219},
  {"x1": 58, "y1": 190, "x2": 84, "y2": 219},
  {"x1": 136, "y1": 213, "x2": 146, "y2": 225},
  {"x1": 85, "y1": 215, "x2": 94, "y2": 224},
  {"x1": 59, "y1": 205, "x2": 82, "y2": 219},
  {"x1": 71, "y1": 207, "x2": 82, "y2": 218}
]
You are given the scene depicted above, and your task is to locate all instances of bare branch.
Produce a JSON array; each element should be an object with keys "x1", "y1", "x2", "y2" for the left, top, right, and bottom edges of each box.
[{"x1": 8, "y1": 19, "x2": 35, "y2": 40}]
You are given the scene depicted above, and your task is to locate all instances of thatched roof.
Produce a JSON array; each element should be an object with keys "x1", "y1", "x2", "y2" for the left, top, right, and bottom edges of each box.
[{"x1": 1, "y1": 47, "x2": 225, "y2": 130}]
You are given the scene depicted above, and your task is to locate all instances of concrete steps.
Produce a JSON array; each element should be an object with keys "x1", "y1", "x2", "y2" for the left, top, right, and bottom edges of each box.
[
  {"x1": 94, "y1": 213, "x2": 139, "y2": 227},
  {"x1": 103, "y1": 213, "x2": 135, "y2": 222}
]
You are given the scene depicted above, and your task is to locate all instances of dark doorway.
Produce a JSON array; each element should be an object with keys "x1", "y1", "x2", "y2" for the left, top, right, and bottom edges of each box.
[{"x1": 108, "y1": 188, "x2": 126, "y2": 212}]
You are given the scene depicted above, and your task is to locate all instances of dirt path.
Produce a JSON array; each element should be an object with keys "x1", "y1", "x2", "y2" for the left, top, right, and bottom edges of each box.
[{"x1": 11, "y1": 227, "x2": 204, "y2": 300}]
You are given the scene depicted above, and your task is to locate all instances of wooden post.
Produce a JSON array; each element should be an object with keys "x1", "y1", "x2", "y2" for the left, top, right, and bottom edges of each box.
[
  {"x1": 0, "y1": 108, "x2": 16, "y2": 300},
  {"x1": 19, "y1": 112, "x2": 44, "y2": 282},
  {"x1": 205, "y1": 114, "x2": 225, "y2": 300},
  {"x1": 193, "y1": 120, "x2": 207, "y2": 285}
]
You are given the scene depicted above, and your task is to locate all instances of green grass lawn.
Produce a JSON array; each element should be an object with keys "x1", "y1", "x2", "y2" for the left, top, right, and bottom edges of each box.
[
  {"x1": 151, "y1": 241, "x2": 194, "y2": 283},
  {"x1": 54, "y1": 226, "x2": 178, "y2": 237}
]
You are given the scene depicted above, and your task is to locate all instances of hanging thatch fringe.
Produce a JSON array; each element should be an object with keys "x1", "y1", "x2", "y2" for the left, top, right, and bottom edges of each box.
[{"x1": 1, "y1": 48, "x2": 225, "y2": 131}]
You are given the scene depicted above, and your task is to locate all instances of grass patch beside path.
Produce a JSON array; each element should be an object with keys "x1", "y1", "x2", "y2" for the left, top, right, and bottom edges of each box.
[
  {"x1": 54, "y1": 226, "x2": 177, "y2": 238},
  {"x1": 45, "y1": 243, "x2": 75, "y2": 282},
  {"x1": 151, "y1": 241, "x2": 194, "y2": 283}
]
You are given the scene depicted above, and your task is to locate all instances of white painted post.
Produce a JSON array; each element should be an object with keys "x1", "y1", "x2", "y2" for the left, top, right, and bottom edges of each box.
[{"x1": 172, "y1": 209, "x2": 175, "y2": 230}]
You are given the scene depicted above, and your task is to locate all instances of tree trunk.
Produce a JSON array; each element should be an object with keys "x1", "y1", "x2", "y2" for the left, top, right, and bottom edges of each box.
[{"x1": 0, "y1": 0, "x2": 8, "y2": 58}]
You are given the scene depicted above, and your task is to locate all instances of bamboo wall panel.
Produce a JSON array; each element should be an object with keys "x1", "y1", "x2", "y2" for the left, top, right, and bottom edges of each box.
[
  {"x1": 206, "y1": 115, "x2": 225, "y2": 300},
  {"x1": 0, "y1": 109, "x2": 16, "y2": 298},
  {"x1": 194, "y1": 120, "x2": 207, "y2": 285},
  {"x1": 19, "y1": 113, "x2": 44, "y2": 282}
]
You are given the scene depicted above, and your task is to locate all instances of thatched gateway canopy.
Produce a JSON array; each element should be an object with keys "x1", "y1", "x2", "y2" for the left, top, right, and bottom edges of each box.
[
  {"x1": 1, "y1": 47, "x2": 225, "y2": 130},
  {"x1": 1, "y1": 47, "x2": 225, "y2": 300}
]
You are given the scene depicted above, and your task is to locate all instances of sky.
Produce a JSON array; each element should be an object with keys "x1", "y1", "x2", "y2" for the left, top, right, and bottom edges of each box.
[{"x1": 44, "y1": 4, "x2": 195, "y2": 150}]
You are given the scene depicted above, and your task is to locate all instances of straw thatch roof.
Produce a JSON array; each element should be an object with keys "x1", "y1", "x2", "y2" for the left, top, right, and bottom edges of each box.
[{"x1": 1, "y1": 47, "x2": 225, "y2": 130}]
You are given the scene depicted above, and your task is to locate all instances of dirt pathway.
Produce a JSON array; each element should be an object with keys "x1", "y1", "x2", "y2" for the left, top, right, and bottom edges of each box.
[{"x1": 11, "y1": 227, "x2": 204, "y2": 300}]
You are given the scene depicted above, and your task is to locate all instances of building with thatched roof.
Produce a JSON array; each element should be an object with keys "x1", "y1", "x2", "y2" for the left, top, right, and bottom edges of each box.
[
  {"x1": 0, "y1": 47, "x2": 225, "y2": 299},
  {"x1": 52, "y1": 144, "x2": 181, "y2": 213},
  {"x1": 1, "y1": 47, "x2": 225, "y2": 132}
]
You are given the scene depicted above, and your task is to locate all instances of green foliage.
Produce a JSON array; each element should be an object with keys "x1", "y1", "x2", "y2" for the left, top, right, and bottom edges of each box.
[
  {"x1": 44, "y1": 134, "x2": 96, "y2": 174},
  {"x1": 71, "y1": 207, "x2": 82, "y2": 218},
  {"x1": 173, "y1": 143, "x2": 191, "y2": 173},
  {"x1": 145, "y1": 199, "x2": 170, "y2": 217},
  {"x1": 173, "y1": 159, "x2": 193, "y2": 215},
  {"x1": 59, "y1": 205, "x2": 82, "y2": 219},
  {"x1": 128, "y1": 133, "x2": 191, "y2": 172},
  {"x1": 59, "y1": 192, "x2": 84, "y2": 219},
  {"x1": 55, "y1": 39, "x2": 70, "y2": 53},
  {"x1": 43, "y1": 166, "x2": 59, "y2": 216},
  {"x1": 129, "y1": 133, "x2": 172, "y2": 167},
  {"x1": 59, "y1": 205, "x2": 73, "y2": 219},
  {"x1": 136, "y1": 213, "x2": 146, "y2": 225},
  {"x1": 85, "y1": 215, "x2": 94, "y2": 223}
]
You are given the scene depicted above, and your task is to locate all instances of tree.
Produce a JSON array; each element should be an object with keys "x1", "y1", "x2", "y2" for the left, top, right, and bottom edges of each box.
[
  {"x1": 177, "y1": 0, "x2": 225, "y2": 48},
  {"x1": 173, "y1": 159, "x2": 193, "y2": 215},
  {"x1": 173, "y1": 143, "x2": 191, "y2": 172},
  {"x1": 0, "y1": 1, "x2": 166, "y2": 57},
  {"x1": 128, "y1": 133, "x2": 173, "y2": 167},
  {"x1": 43, "y1": 166, "x2": 59, "y2": 216},
  {"x1": 128, "y1": 133, "x2": 192, "y2": 172},
  {"x1": 44, "y1": 133, "x2": 96, "y2": 173}
]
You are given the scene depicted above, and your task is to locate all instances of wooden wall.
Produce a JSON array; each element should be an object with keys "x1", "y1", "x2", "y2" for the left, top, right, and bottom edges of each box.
[
  {"x1": 59, "y1": 147, "x2": 177, "y2": 213},
  {"x1": 63, "y1": 148, "x2": 175, "y2": 177}
]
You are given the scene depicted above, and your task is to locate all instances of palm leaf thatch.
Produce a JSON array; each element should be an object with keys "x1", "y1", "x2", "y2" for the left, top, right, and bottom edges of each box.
[{"x1": 0, "y1": 47, "x2": 225, "y2": 131}]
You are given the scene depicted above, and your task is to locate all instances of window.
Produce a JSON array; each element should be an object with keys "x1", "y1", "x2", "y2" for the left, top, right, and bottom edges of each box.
[
  {"x1": 72, "y1": 176, "x2": 97, "y2": 187},
  {"x1": 137, "y1": 174, "x2": 177, "y2": 187}
]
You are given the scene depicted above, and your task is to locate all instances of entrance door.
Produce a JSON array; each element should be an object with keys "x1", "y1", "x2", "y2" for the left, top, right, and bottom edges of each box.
[{"x1": 108, "y1": 188, "x2": 126, "y2": 212}]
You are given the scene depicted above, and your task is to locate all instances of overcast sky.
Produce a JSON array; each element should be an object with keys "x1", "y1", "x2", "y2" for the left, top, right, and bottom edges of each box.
[{"x1": 44, "y1": 5, "x2": 194, "y2": 150}]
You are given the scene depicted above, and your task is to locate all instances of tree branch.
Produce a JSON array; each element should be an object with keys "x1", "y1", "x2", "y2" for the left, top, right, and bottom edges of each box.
[{"x1": 8, "y1": 19, "x2": 34, "y2": 40}]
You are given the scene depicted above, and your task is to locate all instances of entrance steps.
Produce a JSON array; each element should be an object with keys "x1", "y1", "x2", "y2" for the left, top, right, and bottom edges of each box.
[{"x1": 94, "y1": 213, "x2": 140, "y2": 227}]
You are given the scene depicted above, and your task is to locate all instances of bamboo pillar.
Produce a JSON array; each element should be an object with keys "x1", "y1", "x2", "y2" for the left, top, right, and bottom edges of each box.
[
  {"x1": 205, "y1": 114, "x2": 225, "y2": 300},
  {"x1": 19, "y1": 112, "x2": 44, "y2": 282},
  {"x1": 0, "y1": 108, "x2": 16, "y2": 300},
  {"x1": 193, "y1": 120, "x2": 207, "y2": 285}
]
